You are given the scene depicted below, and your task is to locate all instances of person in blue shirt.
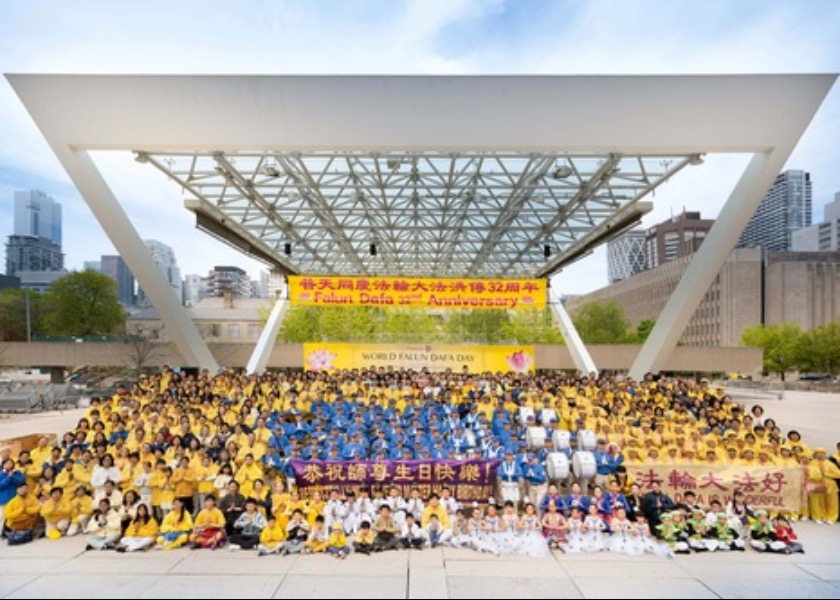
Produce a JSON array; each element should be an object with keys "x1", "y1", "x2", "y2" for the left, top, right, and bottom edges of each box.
[
  {"x1": 565, "y1": 482, "x2": 590, "y2": 516},
  {"x1": 592, "y1": 439, "x2": 624, "y2": 489},
  {"x1": 0, "y1": 458, "x2": 25, "y2": 526},
  {"x1": 448, "y1": 425, "x2": 471, "y2": 458},
  {"x1": 539, "y1": 483, "x2": 566, "y2": 515},
  {"x1": 498, "y1": 450, "x2": 523, "y2": 506},
  {"x1": 523, "y1": 453, "x2": 548, "y2": 508}
]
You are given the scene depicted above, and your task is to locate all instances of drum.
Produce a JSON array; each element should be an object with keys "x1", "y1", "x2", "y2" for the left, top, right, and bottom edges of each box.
[
  {"x1": 518, "y1": 406, "x2": 535, "y2": 425},
  {"x1": 552, "y1": 430, "x2": 572, "y2": 450},
  {"x1": 577, "y1": 429, "x2": 598, "y2": 451},
  {"x1": 546, "y1": 452, "x2": 570, "y2": 480},
  {"x1": 539, "y1": 408, "x2": 558, "y2": 427},
  {"x1": 526, "y1": 426, "x2": 546, "y2": 450},
  {"x1": 572, "y1": 451, "x2": 596, "y2": 479},
  {"x1": 500, "y1": 481, "x2": 521, "y2": 504}
]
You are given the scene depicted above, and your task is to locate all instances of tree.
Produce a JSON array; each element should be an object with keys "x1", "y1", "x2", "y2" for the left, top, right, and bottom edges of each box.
[
  {"x1": 500, "y1": 309, "x2": 564, "y2": 344},
  {"x1": 798, "y1": 322, "x2": 840, "y2": 376},
  {"x1": 741, "y1": 323, "x2": 803, "y2": 381},
  {"x1": 45, "y1": 271, "x2": 126, "y2": 336},
  {"x1": 0, "y1": 289, "x2": 48, "y2": 341},
  {"x1": 572, "y1": 300, "x2": 632, "y2": 344},
  {"x1": 122, "y1": 334, "x2": 163, "y2": 376},
  {"x1": 276, "y1": 306, "x2": 321, "y2": 342},
  {"x1": 444, "y1": 310, "x2": 511, "y2": 343},
  {"x1": 381, "y1": 309, "x2": 443, "y2": 343},
  {"x1": 635, "y1": 319, "x2": 656, "y2": 343},
  {"x1": 317, "y1": 306, "x2": 381, "y2": 342}
]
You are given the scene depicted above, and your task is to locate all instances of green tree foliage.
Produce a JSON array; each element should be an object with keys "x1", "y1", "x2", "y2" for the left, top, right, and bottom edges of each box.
[
  {"x1": 444, "y1": 310, "x2": 511, "y2": 343},
  {"x1": 381, "y1": 309, "x2": 443, "y2": 343},
  {"x1": 276, "y1": 306, "x2": 321, "y2": 343},
  {"x1": 45, "y1": 271, "x2": 126, "y2": 336},
  {"x1": 501, "y1": 309, "x2": 564, "y2": 344},
  {"x1": 317, "y1": 306, "x2": 381, "y2": 342},
  {"x1": 635, "y1": 319, "x2": 656, "y2": 343},
  {"x1": 797, "y1": 322, "x2": 840, "y2": 376},
  {"x1": 572, "y1": 300, "x2": 632, "y2": 344},
  {"x1": 741, "y1": 323, "x2": 803, "y2": 381},
  {"x1": 0, "y1": 289, "x2": 48, "y2": 341}
]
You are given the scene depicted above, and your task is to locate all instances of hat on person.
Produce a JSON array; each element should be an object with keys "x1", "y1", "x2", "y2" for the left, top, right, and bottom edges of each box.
[{"x1": 754, "y1": 509, "x2": 768, "y2": 517}]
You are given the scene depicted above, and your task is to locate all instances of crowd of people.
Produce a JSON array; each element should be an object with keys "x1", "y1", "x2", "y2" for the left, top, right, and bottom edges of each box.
[{"x1": 0, "y1": 366, "x2": 836, "y2": 558}]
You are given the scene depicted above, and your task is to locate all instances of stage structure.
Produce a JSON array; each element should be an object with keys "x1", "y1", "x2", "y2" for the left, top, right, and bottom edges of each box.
[{"x1": 8, "y1": 74, "x2": 835, "y2": 376}]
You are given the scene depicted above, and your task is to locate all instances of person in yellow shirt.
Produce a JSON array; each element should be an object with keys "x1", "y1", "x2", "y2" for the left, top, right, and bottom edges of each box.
[
  {"x1": 29, "y1": 436, "x2": 53, "y2": 469},
  {"x1": 157, "y1": 497, "x2": 193, "y2": 550},
  {"x1": 420, "y1": 493, "x2": 451, "y2": 529},
  {"x1": 189, "y1": 495, "x2": 227, "y2": 549},
  {"x1": 326, "y1": 522, "x2": 350, "y2": 559},
  {"x1": 117, "y1": 503, "x2": 159, "y2": 552},
  {"x1": 4, "y1": 483, "x2": 40, "y2": 545},
  {"x1": 195, "y1": 455, "x2": 219, "y2": 508},
  {"x1": 807, "y1": 447, "x2": 840, "y2": 523},
  {"x1": 235, "y1": 454, "x2": 263, "y2": 498},
  {"x1": 171, "y1": 457, "x2": 197, "y2": 514},
  {"x1": 257, "y1": 514, "x2": 287, "y2": 556},
  {"x1": 41, "y1": 486, "x2": 73, "y2": 539},
  {"x1": 67, "y1": 485, "x2": 93, "y2": 536}
]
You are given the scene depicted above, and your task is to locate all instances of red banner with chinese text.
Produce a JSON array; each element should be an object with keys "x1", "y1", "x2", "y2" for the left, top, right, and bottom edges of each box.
[
  {"x1": 288, "y1": 276, "x2": 546, "y2": 310},
  {"x1": 289, "y1": 459, "x2": 499, "y2": 502},
  {"x1": 631, "y1": 463, "x2": 804, "y2": 512}
]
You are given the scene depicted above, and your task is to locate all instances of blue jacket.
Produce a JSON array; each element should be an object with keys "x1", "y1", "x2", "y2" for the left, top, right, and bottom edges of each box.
[
  {"x1": 593, "y1": 450, "x2": 624, "y2": 475},
  {"x1": 0, "y1": 469, "x2": 25, "y2": 505},
  {"x1": 498, "y1": 460, "x2": 522, "y2": 483},
  {"x1": 522, "y1": 462, "x2": 547, "y2": 485}
]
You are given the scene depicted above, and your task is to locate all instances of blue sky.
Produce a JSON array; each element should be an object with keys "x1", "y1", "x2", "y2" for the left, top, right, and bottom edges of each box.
[{"x1": 1, "y1": 0, "x2": 839, "y2": 293}]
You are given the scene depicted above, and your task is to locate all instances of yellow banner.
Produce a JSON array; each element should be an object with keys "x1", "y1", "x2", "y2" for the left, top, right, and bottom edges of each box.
[
  {"x1": 630, "y1": 463, "x2": 803, "y2": 513},
  {"x1": 303, "y1": 343, "x2": 536, "y2": 373},
  {"x1": 288, "y1": 276, "x2": 546, "y2": 310}
]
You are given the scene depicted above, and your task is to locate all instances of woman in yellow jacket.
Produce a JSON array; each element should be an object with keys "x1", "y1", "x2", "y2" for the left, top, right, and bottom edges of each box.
[
  {"x1": 41, "y1": 486, "x2": 73, "y2": 539},
  {"x1": 117, "y1": 503, "x2": 159, "y2": 552},
  {"x1": 807, "y1": 448, "x2": 840, "y2": 523},
  {"x1": 157, "y1": 498, "x2": 193, "y2": 550}
]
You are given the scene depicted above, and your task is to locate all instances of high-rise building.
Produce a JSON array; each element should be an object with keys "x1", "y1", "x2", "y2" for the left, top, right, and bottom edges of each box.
[
  {"x1": 14, "y1": 190, "x2": 62, "y2": 246},
  {"x1": 645, "y1": 211, "x2": 714, "y2": 269},
  {"x1": 5, "y1": 235, "x2": 64, "y2": 276},
  {"x1": 182, "y1": 273, "x2": 205, "y2": 306},
  {"x1": 792, "y1": 191, "x2": 840, "y2": 252},
  {"x1": 607, "y1": 229, "x2": 646, "y2": 283},
  {"x1": 136, "y1": 239, "x2": 182, "y2": 306},
  {"x1": 101, "y1": 255, "x2": 135, "y2": 306},
  {"x1": 6, "y1": 190, "x2": 64, "y2": 280},
  {"x1": 738, "y1": 170, "x2": 812, "y2": 251},
  {"x1": 203, "y1": 266, "x2": 252, "y2": 298},
  {"x1": 83, "y1": 260, "x2": 102, "y2": 272}
]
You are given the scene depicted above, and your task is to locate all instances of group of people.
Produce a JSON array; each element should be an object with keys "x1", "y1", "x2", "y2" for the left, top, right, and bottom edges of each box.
[{"x1": 0, "y1": 366, "x2": 834, "y2": 558}]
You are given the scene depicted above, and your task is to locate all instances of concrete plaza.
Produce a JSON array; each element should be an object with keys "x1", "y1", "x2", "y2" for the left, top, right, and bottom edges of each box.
[
  {"x1": 0, "y1": 390, "x2": 838, "y2": 599},
  {"x1": 0, "y1": 528, "x2": 838, "y2": 599}
]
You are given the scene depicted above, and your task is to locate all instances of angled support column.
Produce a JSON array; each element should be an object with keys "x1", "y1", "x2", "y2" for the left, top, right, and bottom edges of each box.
[
  {"x1": 629, "y1": 152, "x2": 789, "y2": 380},
  {"x1": 47, "y1": 150, "x2": 219, "y2": 371},
  {"x1": 247, "y1": 298, "x2": 288, "y2": 374},
  {"x1": 550, "y1": 292, "x2": 598, "y2": 376}
]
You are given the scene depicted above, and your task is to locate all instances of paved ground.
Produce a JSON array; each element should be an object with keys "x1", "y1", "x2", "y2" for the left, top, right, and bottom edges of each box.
[
  {"x1": 0, "y1": 528, "x2": 838, "y2": 599},
  {"x1": 0, "y1": 390, "x2": 837, "y2": 599}
]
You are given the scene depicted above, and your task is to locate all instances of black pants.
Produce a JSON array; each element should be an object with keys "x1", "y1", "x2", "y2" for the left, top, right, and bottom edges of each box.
[
  {"x1": 228, "y1": 532, "x2": 260, "y2": 549},
  {"x1": 353, "y1": 541, "x2": 374, "y2": 555},
  {"x1": 177, "y1": 496, "x2": 194, "y2": 515},
  {"x1": 373, "y1": 533, "x2": 399, "y2": 551}
]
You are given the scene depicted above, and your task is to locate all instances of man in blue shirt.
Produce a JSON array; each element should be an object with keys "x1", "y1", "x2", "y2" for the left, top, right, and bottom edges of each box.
[{"x1": 522, "y1": 453, "x2": 547, "y2": 508}]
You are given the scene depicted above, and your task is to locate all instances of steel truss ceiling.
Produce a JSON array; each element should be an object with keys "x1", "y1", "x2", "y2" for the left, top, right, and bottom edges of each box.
[{"x1": 139, "y1": 150, "x2": 697, "y2": 278}]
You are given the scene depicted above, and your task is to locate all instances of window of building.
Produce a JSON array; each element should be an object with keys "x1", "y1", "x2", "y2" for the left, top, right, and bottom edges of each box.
[{"x1": 229, "y1": 323, "x2": 240, "y2": 339}]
